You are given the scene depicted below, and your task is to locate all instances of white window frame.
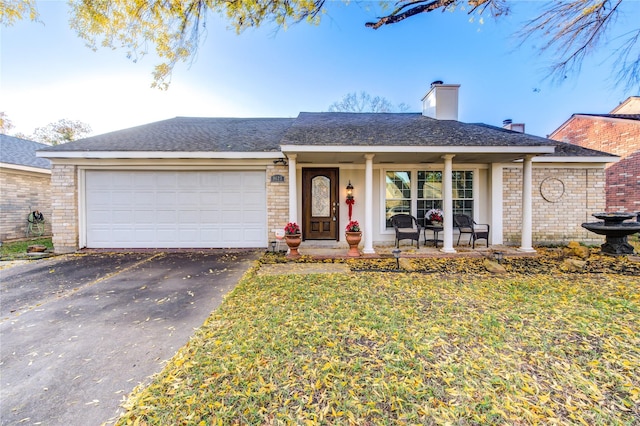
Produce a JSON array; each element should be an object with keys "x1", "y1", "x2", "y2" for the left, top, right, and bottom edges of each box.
[{"x1": 380, "y1": 166, "x2": 479, "y2": 234}]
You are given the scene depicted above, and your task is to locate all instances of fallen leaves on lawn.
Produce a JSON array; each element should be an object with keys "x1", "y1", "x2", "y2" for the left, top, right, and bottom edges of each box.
[{"x1": 116, "y1": 265, "x2": 639, "y2": 425}]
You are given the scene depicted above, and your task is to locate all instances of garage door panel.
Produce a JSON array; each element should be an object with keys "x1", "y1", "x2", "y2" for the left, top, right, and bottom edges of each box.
[
  {"x1": 134, "y1": 209, "x2": 158, "y2": 223},
  {"x1": 86, "y1": 171, "x2": 266, "y2": 248},
  {"x1": 178, "y1": 228, "x2": 199, "y2": 242},
  {"x1": 111, "y1": 191, "x2": 135, "y2": 206},
  {"x1": 178, "y1": 210, "x2": 200, "y2": 223},
  {"x1": 176, "y1": 173, "x2": 200, "y2": 187},
  {"x1": 155, "y1": 210, "x2": 177, "y2": 223},
  {"x1": 200, "y1": 228, "x2": 221, "y2": 241},
  {"x1": 136, "y1": 191, "x2": 155, "y2": 206}
]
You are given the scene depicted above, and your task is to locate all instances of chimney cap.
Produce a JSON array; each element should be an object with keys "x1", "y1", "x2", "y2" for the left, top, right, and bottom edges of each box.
[
  {"x1": 503, "y1": 119, "x2": 513, "y2": 126},
  {"x1": 431, "y1": 80, "x2": 444, "y2": 86}
]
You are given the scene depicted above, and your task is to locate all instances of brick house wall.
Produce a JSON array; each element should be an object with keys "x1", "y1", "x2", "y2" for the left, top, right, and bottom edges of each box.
[
  {"x1": 0, "y1": 167, "x2": 52, "y2": 241},
  {"x1": 503, "y1": 166, "x2": 606, "y2": 245},
  {"x1": 49, "y1": 164, "x2": 78, "y2": 253},
  {"x1": 607, "y1": 150, "x2": 640, "y2": 212},
  {"x1": 266, "y1": 164, "x2": 289, "y2": 243},
  {"x1": 550, "y1": 116, "x2": 640, "y2": 213}
]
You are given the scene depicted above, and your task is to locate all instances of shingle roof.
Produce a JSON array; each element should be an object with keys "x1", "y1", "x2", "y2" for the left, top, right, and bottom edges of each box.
[
  {"x1": 542, "y1": 141, "x2": 617, "y2": 158},
  {"x1": 35, "y1": 113, "x2": 614, "y2": 159},
  {"x1": 0, "y1": 134, "x2": 51, "y2": 169},
  {"x1": 282, "y1": 113, "x2": 558, "y2": 147},
  {"x1": 39, "y1": 117, "x2": 295, "y2": 152}
]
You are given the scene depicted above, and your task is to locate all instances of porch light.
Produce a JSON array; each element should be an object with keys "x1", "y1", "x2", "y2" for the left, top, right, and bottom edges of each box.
[
  {"x1": 392, "y1": 249, "x2": 401, "y2": 269},
  {"x1": 493, "y1": 251, "x2": 504, "y2": 264},
  {"x1": 346, "y1": 181, "x2": 354, "y2": 199}
]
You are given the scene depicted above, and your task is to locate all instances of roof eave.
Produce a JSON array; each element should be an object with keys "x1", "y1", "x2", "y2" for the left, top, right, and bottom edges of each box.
[
  {"x1": 37, "y1": 151, "x2": 284, "y2": 159},
  {"x1": 0, "y1": 162, "x2": 52, "y2": 174},
  {"x1": 532, "y1": 156, "x2": 620, "y2": 163},
  {"x1": 280, "y1": 144, "x2": 556, "y2": 154}
]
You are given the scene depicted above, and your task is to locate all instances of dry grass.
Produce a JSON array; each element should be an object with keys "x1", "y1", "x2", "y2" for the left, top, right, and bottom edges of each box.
[{"x1": 116, "y1": 249, "x2": 639, "y2": 425}]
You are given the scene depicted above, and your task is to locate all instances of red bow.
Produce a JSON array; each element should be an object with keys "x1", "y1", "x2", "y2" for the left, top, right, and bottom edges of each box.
[{"x1": 346, "y1": 198, "x2": 355, "y2": 220}]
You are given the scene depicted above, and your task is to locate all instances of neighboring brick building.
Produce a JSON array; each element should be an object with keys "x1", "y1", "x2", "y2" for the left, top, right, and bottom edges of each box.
[
  {"x1": 549, "y1": 97, "x2": 640, "y2": 213},
  {"x1": 0, "y1": 134, "x2": 52, "y2": 241}
]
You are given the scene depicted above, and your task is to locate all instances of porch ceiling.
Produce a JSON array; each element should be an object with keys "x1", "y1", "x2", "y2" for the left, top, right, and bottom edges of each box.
[{"x1": 288, "y1": 151, "x2": 533, "y2": 165}]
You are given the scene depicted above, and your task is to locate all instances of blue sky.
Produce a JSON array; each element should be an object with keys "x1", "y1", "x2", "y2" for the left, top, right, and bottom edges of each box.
[{"x1": 1, "y1": 1, "x2": 638, "y2": 138}]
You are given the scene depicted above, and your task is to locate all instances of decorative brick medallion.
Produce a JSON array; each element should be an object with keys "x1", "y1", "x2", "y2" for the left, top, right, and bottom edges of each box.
[{"x1": 540, "y1": 177, "x2": 565, "y2": 203}]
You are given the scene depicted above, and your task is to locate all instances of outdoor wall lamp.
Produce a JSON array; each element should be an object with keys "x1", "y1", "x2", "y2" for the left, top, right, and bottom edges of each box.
[
  {"x1": 345, "y1": 180, "x2": 355, "y2": 220},
  {"x1": 273, "y1": 158, "x2": 287, "y2": 166}
]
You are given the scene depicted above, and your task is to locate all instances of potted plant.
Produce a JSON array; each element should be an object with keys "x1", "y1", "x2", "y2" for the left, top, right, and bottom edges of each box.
[
  {"x1": 284, "y1": 222, "x2": 301, "y2": 257},
  {"x1": 426, "y1": 208, "x2": 444, "y2": 226},
  {"x1": 345, "y1": 220, "x2": 362, "y2": 257}
]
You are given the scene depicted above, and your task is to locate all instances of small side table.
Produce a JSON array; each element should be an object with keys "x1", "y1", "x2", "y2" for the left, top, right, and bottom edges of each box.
[{"x1": 424, "y1": 225, "x2": 443, "y2": 248}]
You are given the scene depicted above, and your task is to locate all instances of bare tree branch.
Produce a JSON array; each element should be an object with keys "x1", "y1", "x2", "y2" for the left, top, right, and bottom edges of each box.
[
  {"x1": 365, "y1": 0, "x2": 509, "y2": 29},
  {"x1": 516, "y1": 0, "x2": 639, "y2": 89}
]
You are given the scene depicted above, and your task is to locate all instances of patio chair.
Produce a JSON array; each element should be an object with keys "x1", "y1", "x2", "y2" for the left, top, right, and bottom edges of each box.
[
  {"x1": 390, "y1": 214, "x2": 423, "y2": 249},
  {"x1": 454, "y1": 214, "x2": 489, "y2": 248}
]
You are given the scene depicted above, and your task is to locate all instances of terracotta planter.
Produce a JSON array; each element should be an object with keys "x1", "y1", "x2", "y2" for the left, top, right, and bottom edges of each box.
[
  {"x1": 345, "y1": 231, "x2": 362, "y2": 257},
  {"x1": 285, "y1": 234, "x2": 302, "y2": 258}
]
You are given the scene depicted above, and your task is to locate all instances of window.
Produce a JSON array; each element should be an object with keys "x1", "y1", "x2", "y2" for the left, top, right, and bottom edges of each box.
[
  {"x1": 417, "y1": 171, "x2": 443, "y2": 221},
  {"x1": 385, "y1": 170, "x2": 474, "y2": 229},
  {"x1": 452, "y1": 171, "x2": 474, "y2": 217},
  {"x1": 385, "y1": 171, "x2": 411, "y2": 227}
]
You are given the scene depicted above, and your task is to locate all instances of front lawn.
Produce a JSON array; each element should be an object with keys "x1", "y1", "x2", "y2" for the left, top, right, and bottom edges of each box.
[
  {"x1": 0, "y1": 237, "x2": 53, "y2": 259},
  {"x1": 116, "y1": 259, "x2": 639, "y2": 425}
]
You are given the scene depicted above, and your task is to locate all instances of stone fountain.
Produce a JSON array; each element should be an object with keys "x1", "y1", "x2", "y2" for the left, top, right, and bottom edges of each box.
[{"x1": 581, "y1": 212, "x2": 640, "y2": 255}]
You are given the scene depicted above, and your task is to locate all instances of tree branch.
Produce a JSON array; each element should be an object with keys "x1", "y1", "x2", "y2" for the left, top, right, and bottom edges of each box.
[{"x1": 365, "y1": 0, "x2": 456, "y2": 29}]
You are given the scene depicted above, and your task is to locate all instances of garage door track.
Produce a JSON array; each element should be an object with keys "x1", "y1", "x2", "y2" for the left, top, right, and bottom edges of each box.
[{"x1": 0, "y1": 250, "x2": 258, "y2": 425}]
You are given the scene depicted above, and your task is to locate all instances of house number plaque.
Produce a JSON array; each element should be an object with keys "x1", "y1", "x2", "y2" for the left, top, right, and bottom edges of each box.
[{"x1": 271, "y1": 174, "x2": 285, "y2": 183}]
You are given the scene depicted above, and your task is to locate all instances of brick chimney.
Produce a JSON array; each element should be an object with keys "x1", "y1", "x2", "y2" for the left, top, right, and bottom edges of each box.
[
  {"x1": 422, "y1": 81, "x2": 460, "y2": 120},
  {"x1": 503, "y1": 119, "x2": 525, "y2": 133}
]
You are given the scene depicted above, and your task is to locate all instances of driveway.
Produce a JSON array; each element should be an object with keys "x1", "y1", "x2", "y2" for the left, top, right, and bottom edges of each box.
[{"x1": 0, "y1": 250, "x2": 258, "y2": 425}]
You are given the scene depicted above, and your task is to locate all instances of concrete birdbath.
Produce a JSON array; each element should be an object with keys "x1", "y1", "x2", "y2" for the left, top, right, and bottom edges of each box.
[{"x1": 581, "y1": 212, "x2": 640, "y2": 255}]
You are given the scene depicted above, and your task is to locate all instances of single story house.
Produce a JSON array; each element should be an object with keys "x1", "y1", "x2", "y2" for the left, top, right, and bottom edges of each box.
[
  {"x1": 38, "y1": 84, "x2": 617, "y2": 254},
  {"x1": 1, "y1": 134, "x2": 52, "y2": 241}
]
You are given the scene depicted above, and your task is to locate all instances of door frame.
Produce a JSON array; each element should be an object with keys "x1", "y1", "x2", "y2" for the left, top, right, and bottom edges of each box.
[{"x1": 301, "y1": 168, "x2": 339, "y2": 241}]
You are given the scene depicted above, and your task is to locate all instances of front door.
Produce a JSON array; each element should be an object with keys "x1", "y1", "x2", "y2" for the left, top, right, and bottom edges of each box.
[{"x1": 302, "y1": 168, "x2": 339, "y2": 240}]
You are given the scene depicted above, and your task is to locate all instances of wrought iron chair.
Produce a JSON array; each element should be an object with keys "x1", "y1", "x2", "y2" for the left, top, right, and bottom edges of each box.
[
  {"x1": 454, "y1": 214, "x2": 489, "y2": 248},
  {"x1": 390, "y1": 214, "x2": 423, "y2": 249}
]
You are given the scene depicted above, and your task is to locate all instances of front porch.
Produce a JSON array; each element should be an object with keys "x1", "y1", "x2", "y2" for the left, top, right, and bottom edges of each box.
[{"x1": 273, "y1": 239, "x2": 531, "y2": 261}]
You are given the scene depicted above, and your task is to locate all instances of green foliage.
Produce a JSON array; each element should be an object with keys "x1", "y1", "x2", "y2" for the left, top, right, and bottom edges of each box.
[
  {"x1": 0, "y1": 0, "x2": 38, "y2": 26},
  {"x1": 68, "y1": 0, "x2": 325, "y2": 89},
  {"x1": 31, "y1": 118, "x2": 92, "y2": 145},
  {"x1": 7, "y1": 0, "x2": 639, "y2": 89},
  {"x1": 116, "y1": 261, "x2": 640, "y2": 424}
]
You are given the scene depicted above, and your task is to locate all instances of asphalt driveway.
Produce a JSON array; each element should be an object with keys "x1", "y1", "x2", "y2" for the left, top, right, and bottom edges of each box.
[{"x1": 0, "y1": 250, "x2": 258, "y2": 425}]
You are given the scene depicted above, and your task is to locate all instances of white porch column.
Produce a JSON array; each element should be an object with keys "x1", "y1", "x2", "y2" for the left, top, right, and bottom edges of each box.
[
  {"x1": 363, "y1": 154, "x2": 376, "y2": 254},
  {"x1": 441, "y1": 154, "x2": 456, "y2": 253},
  {"x1": 490, "y1": 163, "x2": 504, "y2": 245},
  {"x1": 288, "y1": 154, "x2": 298, "y2": 224},
  {"x1": 519, "y1": 155, "x2": 536, "y2": 253}
]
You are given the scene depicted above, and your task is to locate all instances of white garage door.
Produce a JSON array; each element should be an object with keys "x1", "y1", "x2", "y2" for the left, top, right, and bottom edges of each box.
[{"x1": 85, "y1": 170, "x2": 267, "y2": 248}]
